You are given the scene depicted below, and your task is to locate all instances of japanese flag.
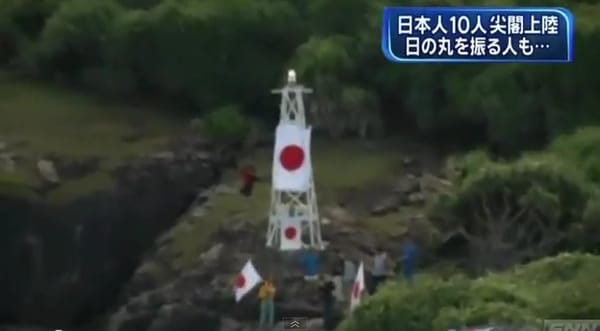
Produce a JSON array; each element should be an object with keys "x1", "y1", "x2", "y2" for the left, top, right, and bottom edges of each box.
[
  {"x1": 272, "y1": 124, "x2": 312, "y2": 191},
  {"x1": 234, "y1": 260, "x2": 262, "y2": 302},
  {"x1": 350, "y1": 262, "x2": 365, "y2": 311},
  {"x1": 280, "y1": 217, "x2": 302, "y2": 251}
]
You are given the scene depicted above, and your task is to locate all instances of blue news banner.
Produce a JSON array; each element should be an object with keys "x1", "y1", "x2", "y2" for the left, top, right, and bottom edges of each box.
[{"x1": 381, "y1": 7, "x2": 575, "y2": 63}]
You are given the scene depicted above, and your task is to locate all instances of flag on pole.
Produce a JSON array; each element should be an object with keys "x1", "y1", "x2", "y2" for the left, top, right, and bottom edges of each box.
[
  {"x1": 234, "y1": 260, "x2": 262, "y2": 302},
  {"x1": 280, "y1": 216, "x2": 303, "y2": 250},
  {"x1": 350, "y1": 262, "x2": 365, "y2": 311},
  {"x1": 272, "y1": 124, "x2": 312, "y2": 191}
]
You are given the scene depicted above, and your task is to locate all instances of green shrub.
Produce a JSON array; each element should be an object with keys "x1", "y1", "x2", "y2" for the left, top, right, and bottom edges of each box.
[
  {"x1": 33, "y1": 0, "x2": 124, "y2": 81},
  {"x1": 549, "y1": 127, "x2": 600, "y2": 185},
  {"x1": 352, "y1": 0, "x2": 600, "y2": 153},
  {"x1": 340, "y1": 254, "x2": 600, "y2": 331},
  {"x1": 0, "y1": 0, "x2": 64, "y2": 65},
  {"x1": 429, "y1": 153, "x2": 596, "y2": 272},
  {"x1": 107, "y1": 0, "x2": 302, "y2": 110},
  {"x1": 202, "y1": 105, "x2": 250, "y2": 144}
]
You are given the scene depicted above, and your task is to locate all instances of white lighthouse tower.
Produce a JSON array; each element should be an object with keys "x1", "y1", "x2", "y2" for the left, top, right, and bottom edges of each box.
[{"x1": 266, "y1": 70, "x2": 324, "y2": 250}]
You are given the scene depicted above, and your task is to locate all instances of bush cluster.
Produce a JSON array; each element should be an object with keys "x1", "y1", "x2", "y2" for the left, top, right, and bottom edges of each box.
[
  {"x1": 0, "y1": 0, "x2": 599, "y2": 149},
  {"x1": 340, "y1": 253, "x2": 600, "y2": 331}
]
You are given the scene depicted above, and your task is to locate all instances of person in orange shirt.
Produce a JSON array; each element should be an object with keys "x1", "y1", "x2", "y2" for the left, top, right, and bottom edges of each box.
[{"x1": 258, "y1": 277, "x2": 276, "y2": 329}]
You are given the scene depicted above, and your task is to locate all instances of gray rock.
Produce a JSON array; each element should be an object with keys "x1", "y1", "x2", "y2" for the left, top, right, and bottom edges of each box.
[
  {"x1": 393, "y1": 174, "x2": 420, "y2": 194},
  {"x1": 151, "y1": 151, "x2": 176, "y2": 161},
  {"x1": 191, "y1": 206, "x2": 206, "y2": 218},
  {"x1": 214, "y1": 184, "x2": 236, "y2": 194},
  {"x1": 199, "y1": 243, "x2": 224, "y2": 264},
  {"x1": 37, "y1": 159, "x2": 60, "y2": 183},
  {"x1": 407, "y1": 192, "x2": 426, "y2": 204},
  {"x1": 322, "y1": 206, "x2": 355, "y2": 224},
  {"x1": 195, "y1": 151, "x2": 213, "y2": 160},
  {"x1": 370, "y1": 195, "x2": 401, "y2": 216},
  {"x1": 420, "y1": 173, "x2": 451, "y2": 193}
]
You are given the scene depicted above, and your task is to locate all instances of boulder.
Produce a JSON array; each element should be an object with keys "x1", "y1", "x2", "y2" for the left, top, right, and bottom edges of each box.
[
  {"x1": 420, "y1": 173, "x2": 451, "y2": 194},
  {"x1": 37, "y1": 159, "x2": 60, "y2": 183},
  {"x1": 199, "y1": 243, "x2": 224, "y2": 264},
  {"x1": 370, "y1": 195, "x2": 401, "y2": 216},
  {"x1": 393, "y1": 174, "x2": 420, "y2": 194},
  {"x1": 150, "y1": 151, "x2": 175, "y2": 161},
  {"x1": 322, "y1": 206, "x2": 356, "y2": 224},
  {"x1": 407, "y1": 192, "x2": 426, "y2": 204}
]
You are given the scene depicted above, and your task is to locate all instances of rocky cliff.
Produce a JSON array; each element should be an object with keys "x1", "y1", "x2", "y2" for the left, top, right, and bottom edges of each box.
[
  {"x1": 107, "y1": 152, "x2": 450, "y2": 331},
  {"x1": 0, "y1": 134, "x2": 232, "y2": 330}
]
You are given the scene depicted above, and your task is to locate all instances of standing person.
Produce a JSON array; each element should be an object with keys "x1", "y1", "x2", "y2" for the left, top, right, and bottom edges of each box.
[
  {"x1": 239, "y1": 165, "x2": 259, "y2": 197},
  {"x1": 331, "y1": 268, "x2": 344, "y2": 303},
  {"x1": 300, "y1": 248, "x2": 320, "y2": 281},
  {"x1": 371, "y1": 247, "x2": 389, "y2": 294},
  {"x1": 319, "y1": 275, "x2": 336, "y2": 331},
  {"x1": 400, "y1": 233, "x2": 418, "y2": 285},
  {"x1": 342, "y1": 256, "x2": 356, "y2": 301},
  {"x1": 258, "y1": 277, "x2": 276, "y2": 329}
]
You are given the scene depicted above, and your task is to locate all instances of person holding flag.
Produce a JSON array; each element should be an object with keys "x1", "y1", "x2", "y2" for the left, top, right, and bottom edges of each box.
[
  {"x1": 350, "y1": 262, "x2": 365, "y2": 312},
  {"x1": 258, "y1": 276, "x2": 276, "y2": 329},
  {"x1": 234, "y1": 260, "x2": 262, "y2": 302}
]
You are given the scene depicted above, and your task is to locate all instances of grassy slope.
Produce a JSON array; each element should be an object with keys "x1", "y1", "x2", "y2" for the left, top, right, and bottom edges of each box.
[
  {"x1": 0, "y1": 73, "x2": 184, "y2": 203},
  {"x1": 0, "y1": 74, "x2": 422, "y2": 272},
  {"x1": 169, "y1": 140, "x2": 416, "y2": 269}
]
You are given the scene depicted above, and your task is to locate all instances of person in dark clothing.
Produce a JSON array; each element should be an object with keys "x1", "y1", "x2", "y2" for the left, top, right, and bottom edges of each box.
[
  {"x1": 319, "y1": 275, "x2": 336, "y2": 331},
  {"x1": 239, "y1": 165, "x2": 258, "y2": 196}
]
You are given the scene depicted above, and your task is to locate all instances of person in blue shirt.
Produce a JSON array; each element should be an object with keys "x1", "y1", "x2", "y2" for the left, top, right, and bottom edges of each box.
[
  {"x1": 400, "y1": 233, "x2": 418, "y2": 284},
  {"x1": 300, "y1": 248, "x2": 320, "y2": 281}
]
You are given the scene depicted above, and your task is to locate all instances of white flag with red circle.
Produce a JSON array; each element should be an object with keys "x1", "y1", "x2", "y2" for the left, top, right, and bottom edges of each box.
[
  {"x1": 272, "y1": 124, "x2": 312, "y2": 191},
  {"x1": 280, "y1": 217, "x2": 302, "y2": 250},
  {"x1": 350, "y1": 262, "x2": 365, "y2": 311},
  {"x1": 234, "y1": 260, "x2": 262, "y2": 302}
]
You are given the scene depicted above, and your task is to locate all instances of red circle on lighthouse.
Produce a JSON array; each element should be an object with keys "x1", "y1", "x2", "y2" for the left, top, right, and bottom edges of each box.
[
  {"x1": 279, "y1": 145, "x2": 304, "y2": 171},
  {"x1": 236, "y1": 275, "x2": 246, "y2": 288},
  {"x1": 284, "y1": 226, "x2": 297, "y2": 239}
]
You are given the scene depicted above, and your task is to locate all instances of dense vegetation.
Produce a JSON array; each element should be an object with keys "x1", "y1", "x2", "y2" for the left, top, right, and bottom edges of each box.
[
  {"x1": 356, "y1": 127, "x2": 600, "y2": 330},
  {"x1": 340, "y1": 253, "x2": 600, "y2": 331},
  {"x1": 1, "y1": 0, "x2": 600, "y2": 153}
]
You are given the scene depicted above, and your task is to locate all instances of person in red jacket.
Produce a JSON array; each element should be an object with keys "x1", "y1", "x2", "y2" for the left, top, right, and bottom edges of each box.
[{"x1": 240, "y1": 165, "x2": 259, "y2": 196}]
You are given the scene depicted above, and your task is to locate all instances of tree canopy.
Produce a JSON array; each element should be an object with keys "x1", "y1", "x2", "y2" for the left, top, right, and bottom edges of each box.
[{"x1": 0, "y1": 0, "x2": 599, "y2": 149}]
